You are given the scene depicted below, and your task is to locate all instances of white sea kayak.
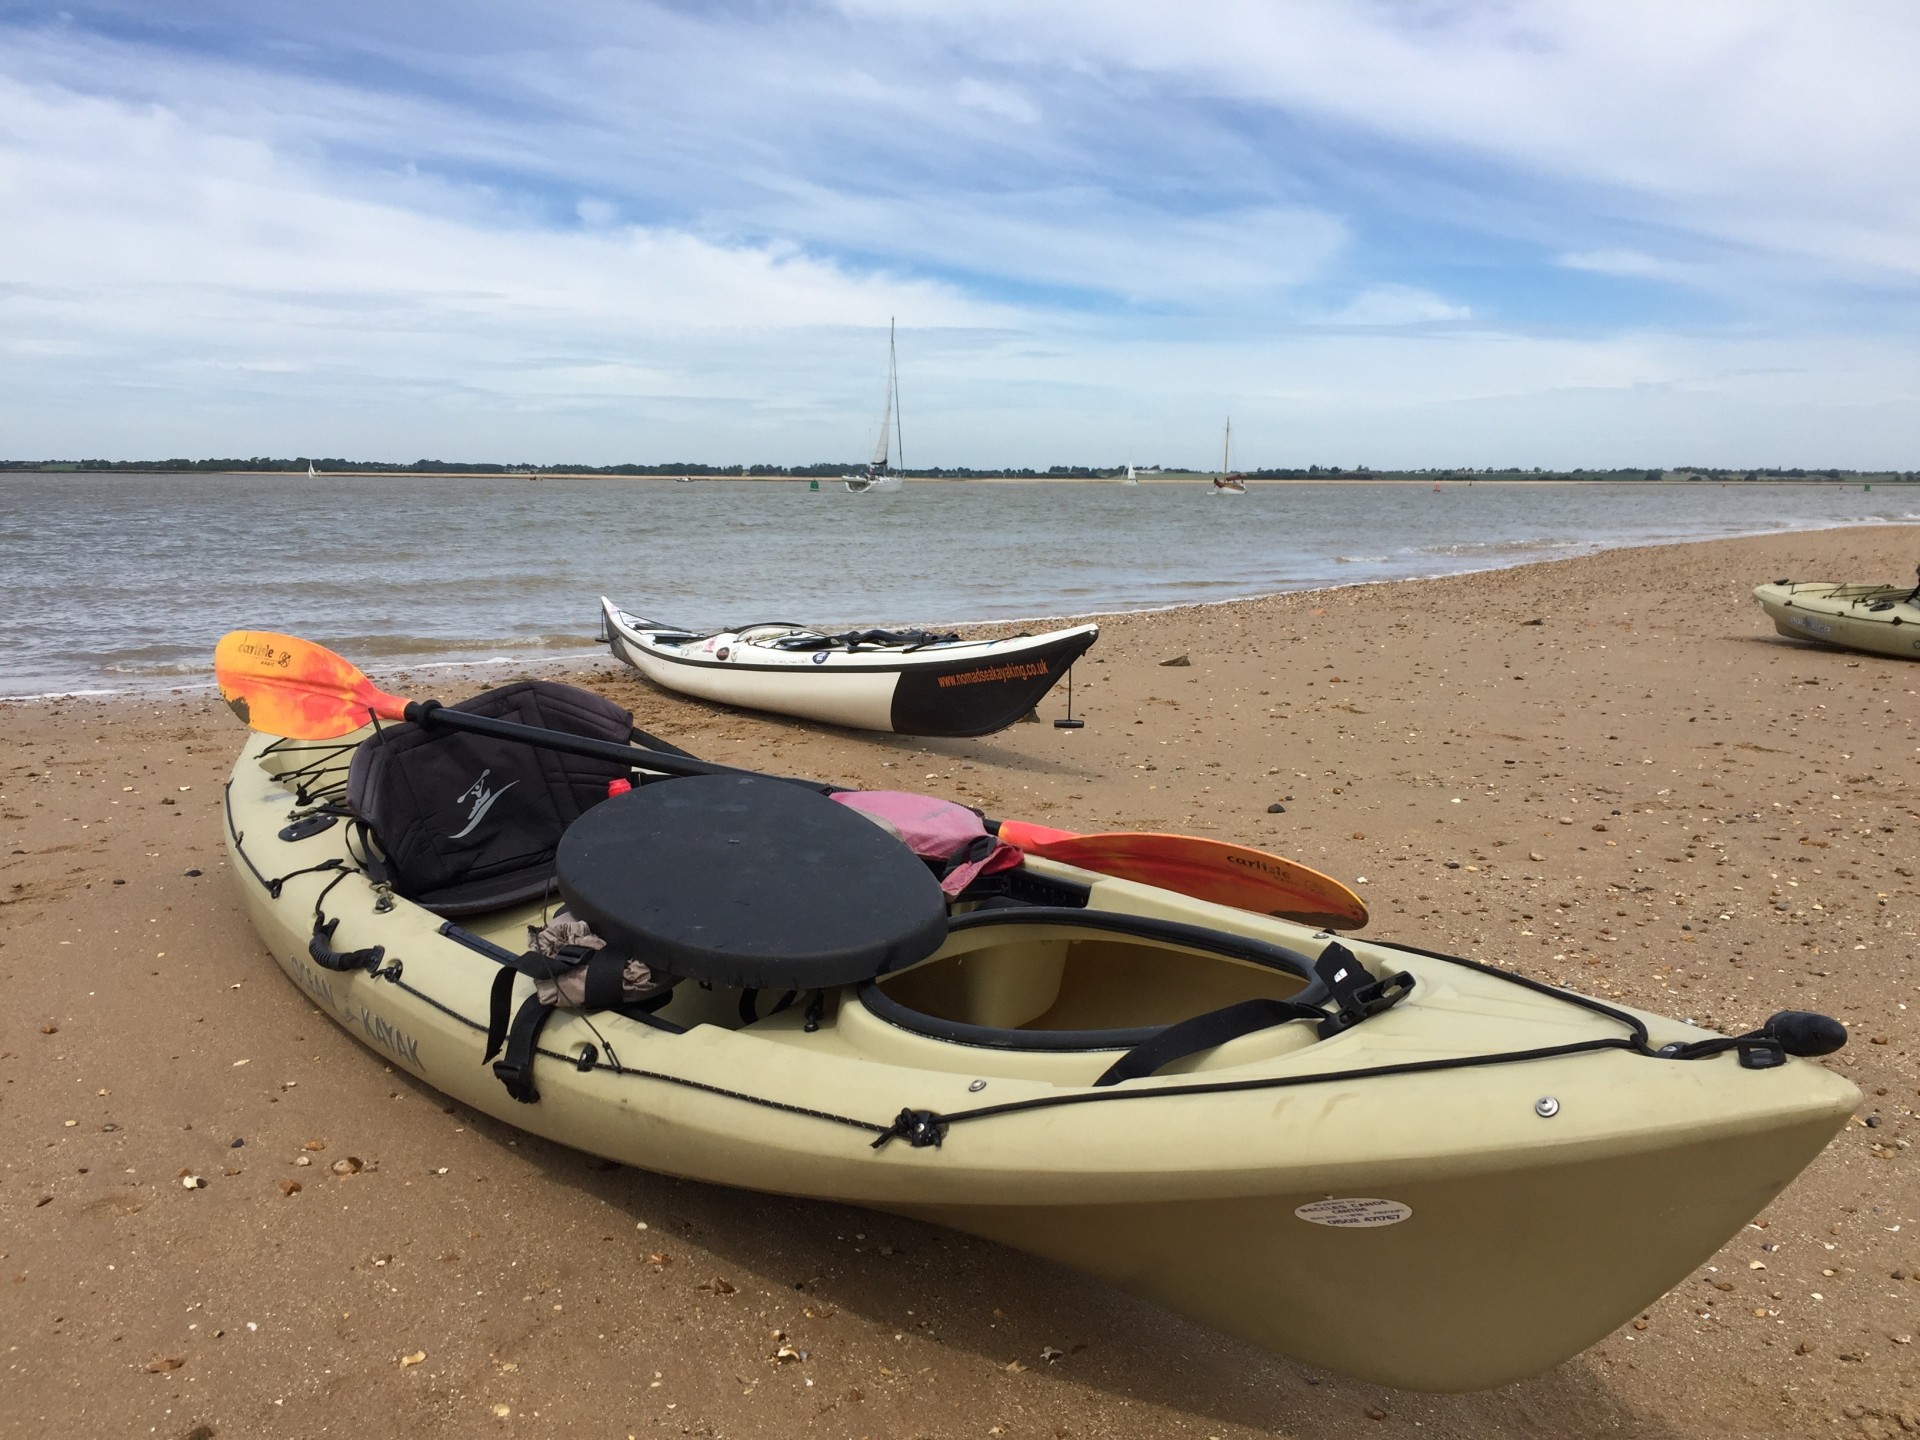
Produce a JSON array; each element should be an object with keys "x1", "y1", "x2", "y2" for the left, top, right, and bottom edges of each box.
[{"x1": 601, "y1": 597, "x2": 1099, "y2": 736}]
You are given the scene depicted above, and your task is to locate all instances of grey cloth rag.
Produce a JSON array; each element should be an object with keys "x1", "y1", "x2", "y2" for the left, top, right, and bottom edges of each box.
[{"x1": 526, "y1": 911, "x2": 669, "y2": 1008}]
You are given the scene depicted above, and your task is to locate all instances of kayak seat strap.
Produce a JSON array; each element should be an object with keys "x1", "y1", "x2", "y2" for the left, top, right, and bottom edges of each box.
[
  {"x1": 1090, "y1": 942, "x2": 1415, "y2": 1087},
  {"x1": 1091, "y1": 996, "x2": 1326, "y2": 1087}
]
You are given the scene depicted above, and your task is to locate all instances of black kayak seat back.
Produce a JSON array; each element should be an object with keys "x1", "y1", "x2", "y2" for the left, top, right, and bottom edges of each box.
[{"x1": 346, "y1": 680, "x2": 635, "y2": 917}]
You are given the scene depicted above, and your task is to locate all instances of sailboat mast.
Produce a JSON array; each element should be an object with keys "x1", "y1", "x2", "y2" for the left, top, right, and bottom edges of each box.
[
  {"x1": 1222, "y1": 417, "x2": 1231, "y2": 476},
  {"x1": 890, "y1": 318, "x2": 903, "y2": 475}
]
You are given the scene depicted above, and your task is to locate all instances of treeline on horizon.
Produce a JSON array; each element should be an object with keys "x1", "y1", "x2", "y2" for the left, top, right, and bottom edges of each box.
[{"x1": 3, "y1": 458, "x2": 1915, "y2": 482}]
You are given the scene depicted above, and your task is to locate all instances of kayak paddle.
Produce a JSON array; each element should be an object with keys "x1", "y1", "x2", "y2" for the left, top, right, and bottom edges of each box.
[
  {"x1": 992, "y1": 818, "x2": 1366, "y2": 931},
  {"x1": 214, "y1": 630, "x2": 1366, "y2": 928}
]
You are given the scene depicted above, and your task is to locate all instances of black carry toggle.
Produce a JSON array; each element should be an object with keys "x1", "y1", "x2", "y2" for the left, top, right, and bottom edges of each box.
[
  {"x1": 492, "y1": 993, "x2": 557, "y2": 1103},
  {"x1": 871, "y1": 1108, "x2": 948, "y2": 1149},
  {"x1": 307, "y1": 916, "x2": 386, "y2": 973},
  {"x1": 1658, "y1": 1010, "x2": 1848, "y2": 1070},
  {"x1": 1311, "y1": 941, "x2": 1415, "y2": 1038}
]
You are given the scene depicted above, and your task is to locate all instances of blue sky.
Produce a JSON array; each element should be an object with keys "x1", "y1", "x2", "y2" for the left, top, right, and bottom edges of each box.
[{"x1": 2, "y1": 0, "x2": 1917, "y2": 468}]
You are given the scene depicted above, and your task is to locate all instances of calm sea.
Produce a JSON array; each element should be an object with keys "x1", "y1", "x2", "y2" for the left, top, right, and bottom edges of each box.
[{"x1": 1, "y1": 471, "x2": 1912, "y2": 699}]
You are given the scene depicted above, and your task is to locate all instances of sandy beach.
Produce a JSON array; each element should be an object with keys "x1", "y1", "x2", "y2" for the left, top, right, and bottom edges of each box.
[{"x1": 4, "y1": 526, "x2": 1916, "y2": 1440}]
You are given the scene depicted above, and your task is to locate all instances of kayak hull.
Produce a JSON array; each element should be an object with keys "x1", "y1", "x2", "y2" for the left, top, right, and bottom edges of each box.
[
  {"x1": 601, "y1": 598, "x2": 1099, "y2": 735},
  {"x1": 1753, "y1": 581, "x2": 1920, "y2": 660},
  {"x1": 226, "y1": 731, "x2": 1857, "y2": 1392}
]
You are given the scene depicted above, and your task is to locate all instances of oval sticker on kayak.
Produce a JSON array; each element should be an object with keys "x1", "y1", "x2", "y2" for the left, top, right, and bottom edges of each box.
[{"x1": 1294, "y1": 1198, "x2": 1412, "y2": 1228}]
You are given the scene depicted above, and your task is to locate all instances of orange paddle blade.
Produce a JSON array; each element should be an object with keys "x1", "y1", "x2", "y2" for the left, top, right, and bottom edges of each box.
[
  {"x1": 213, "y1": 631, "x2": 409, "y2": 738},
  {"x1": 993, "y1": 818, "x2": 1075, "y2": 849},
  {"x1": 1002, "y1": 820, "x2": 1368, "y2": 931}
]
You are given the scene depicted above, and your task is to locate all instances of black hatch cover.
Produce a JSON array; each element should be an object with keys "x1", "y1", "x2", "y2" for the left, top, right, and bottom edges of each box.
[{"x1": 556, "y1": 774, "x2": 948, "y2": 989}]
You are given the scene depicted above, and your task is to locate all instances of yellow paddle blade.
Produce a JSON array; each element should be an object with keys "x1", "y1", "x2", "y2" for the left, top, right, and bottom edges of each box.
[
  {"x1": 213, "y1": 630, "x2": 409, "y2": 738},
  {"x1": 997, "y1": 817, "x2": 1368, "y2": 930}
]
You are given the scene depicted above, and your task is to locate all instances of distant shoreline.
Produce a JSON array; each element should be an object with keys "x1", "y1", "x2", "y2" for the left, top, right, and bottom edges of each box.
[{"x1": 4, "y1": 468, "x2": 1915, "y2": 486}]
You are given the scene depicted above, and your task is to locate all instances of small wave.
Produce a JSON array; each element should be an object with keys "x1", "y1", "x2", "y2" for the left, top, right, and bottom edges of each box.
[
  {"x1": 0, "y1": 685, "x2": 129, "y2": 701},
  {"x1": 99, "y1": 657, "x2": 205, "y2": 677},
  {"x1": 1334, "y1": 555, "x2": 1389, "y2": 564},
  {"x1": 1414, "y1": 538, "x2": 1588, "y2": 557},
  {"x1": 346, "y1": 632, "x2": 598, "y2": 658}
]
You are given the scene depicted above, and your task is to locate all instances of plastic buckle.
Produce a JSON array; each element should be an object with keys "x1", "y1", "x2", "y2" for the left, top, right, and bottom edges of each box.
[
  {"x1": 1736, "y1": 1038, "x2": 1786, "y2": 1070},
  {"x1": 1316, "y1": 971, "x2": 1415, "y2": 1039},
  {"x1": 491, "y1": 1057, "x2": 539, "y2": 1104}
]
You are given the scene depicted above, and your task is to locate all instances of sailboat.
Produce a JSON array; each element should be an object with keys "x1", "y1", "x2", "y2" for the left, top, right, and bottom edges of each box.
[
  {"x1": 306, "y1": 460, "x2": 318, "y2": 481},
  {"x1": 844, "y1": 319, "x2": 906, "y2": 494},
  {"x1": 1121, "y1": 463, "x2": 1139, "y2": 485},
  {"x1": 1208, "y1": 419, "x2": 1247, "y2": 495}
]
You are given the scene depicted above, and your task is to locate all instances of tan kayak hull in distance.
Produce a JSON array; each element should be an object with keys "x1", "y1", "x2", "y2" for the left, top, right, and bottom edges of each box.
[
  {"x1": 226, "y1": 730, "x2": 1857, "y2": 1392},
  {"x1": 1754, "y1": 580, "x2": 1920, "y2": 659}
]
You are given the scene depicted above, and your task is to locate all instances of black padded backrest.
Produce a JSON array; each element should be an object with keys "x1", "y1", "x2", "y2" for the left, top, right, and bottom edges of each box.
[{"x1": 347, "y1": 680, "x2": 635, "y2": 917}]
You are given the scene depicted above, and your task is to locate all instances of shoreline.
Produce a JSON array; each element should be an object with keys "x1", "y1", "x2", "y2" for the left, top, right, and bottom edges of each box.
[
  {"x1": 6, "y1": 468, "x2": 1916, "y2": 485},
  {"x1": 11, "y1": 521, "x2": 1920, "y2": 705},
  {"x1": 5, "y1": 524, "x2": 1917, "y2": 1437}
]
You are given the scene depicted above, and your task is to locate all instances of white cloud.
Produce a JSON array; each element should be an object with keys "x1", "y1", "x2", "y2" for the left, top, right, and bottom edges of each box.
[
  {"x1": 1325, "y1": 284, "x2": 1469, "y2": 326},
  {"x1": 0, "y1": 67, "x2": 1021, "y2": 462},
  {"x1": 849, "y1": 0, "x2": 1920, "y2": 282},
  {"x1": 3, "y1": 5, "x2": 1920, "y2": 465},
  {"x1": 953, "y1": 77, "x2": 1040, "y2": 125},
  {"x1": 1559, "y1": 250, "x2": 1684, "y2": 281}
]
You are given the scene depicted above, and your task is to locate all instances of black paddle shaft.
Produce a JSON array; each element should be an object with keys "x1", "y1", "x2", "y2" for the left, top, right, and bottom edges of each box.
[
  {"x1": 402, "y1": 700, "x2": 838, "y2": 795},
  {"x1": 400, "y1": 701, "x2": 1036, "y2": 839}
]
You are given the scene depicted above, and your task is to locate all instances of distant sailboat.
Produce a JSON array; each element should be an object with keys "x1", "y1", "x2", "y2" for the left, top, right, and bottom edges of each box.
[
  {"x1": 306, "y1": 460, "x2": 317, "y2": 480},
  {"x1": 1121, "y1": 463, "x2": 1139, "y2": 485},
  {"x1": 845, "y1": 319, "x2": 906, "y2": 494},
  {"x1": 1208, "y1": 419, "x2": 1247, "y2": 496}
]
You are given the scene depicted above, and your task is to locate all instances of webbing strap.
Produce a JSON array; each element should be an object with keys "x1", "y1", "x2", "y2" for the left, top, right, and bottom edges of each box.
[
  {"x1": 1090, "y1": 940, "x2": 1415, "y2": 1087},
  {"x1": 483, "y1": 966, "x2": 518, "y2": 1065},
  {"x1": 492, "y1": 993, "x2": 556, "y2": 1104},
  {"x1": 581, "y1": 949, "x2": 633, "y2": 1011},
  {"x1": 1092, "y1": 997, "x2": 1326, "y2": 1087}
]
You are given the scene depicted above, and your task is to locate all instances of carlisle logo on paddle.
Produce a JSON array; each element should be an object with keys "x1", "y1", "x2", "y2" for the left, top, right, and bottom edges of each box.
[{"x1": 448, "y1": 768, "x2": 516, "y2": 839}]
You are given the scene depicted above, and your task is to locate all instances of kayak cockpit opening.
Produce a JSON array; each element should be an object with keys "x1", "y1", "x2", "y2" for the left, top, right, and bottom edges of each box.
[{"x1": 861, "y1": 909, "x2": 1328, "y2": 1050}]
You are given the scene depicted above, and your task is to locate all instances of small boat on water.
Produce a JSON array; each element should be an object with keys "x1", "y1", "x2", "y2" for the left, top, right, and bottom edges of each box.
[
  {"x1": 845, "y1": 319, "x2": 906, "y2": 494},
  {"x1": 1208, "y1": 418, "x2": 1247, "y2": 495},
  {"x1": 601, "y1": 597, "x2": 1099, "y2": 736},
  {"x1": 1120, "y1": 463, "x2": 1139, "y2": 485},
  {"x1": 215, "y1": 657, "x2": 1857, "y2": 1394},
  {"x1": 1753, "y1": 576, "x2": 1920, "y2": 660}
]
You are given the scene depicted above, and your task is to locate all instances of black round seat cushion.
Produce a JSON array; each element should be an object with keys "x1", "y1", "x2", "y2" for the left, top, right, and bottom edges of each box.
[{"x1": 556, "y1": 774, "x2": 948, "y2": 989}]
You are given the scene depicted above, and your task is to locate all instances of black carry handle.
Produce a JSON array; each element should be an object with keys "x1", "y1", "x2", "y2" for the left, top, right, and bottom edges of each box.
[{"x1": 308, "y1": 917, "x2": 386, "y2": 974}]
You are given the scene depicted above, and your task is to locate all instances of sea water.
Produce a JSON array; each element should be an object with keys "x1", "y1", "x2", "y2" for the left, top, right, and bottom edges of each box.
[{"x1": 0, "y1": 471, "x2": 1911, "y2": 698}]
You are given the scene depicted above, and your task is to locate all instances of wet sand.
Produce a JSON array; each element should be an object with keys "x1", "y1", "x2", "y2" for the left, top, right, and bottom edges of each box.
[{"x1": 3, "y1": 527, "x2": 1916, "y2": 1440}]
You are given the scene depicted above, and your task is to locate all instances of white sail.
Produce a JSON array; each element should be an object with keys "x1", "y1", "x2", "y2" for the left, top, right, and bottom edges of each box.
[
  {"x1": 846, "y1": 319, "x2": 905, "y2": 493},
  {"x1": 870, "y1": 349, "x2": 894, "y2": 470}
]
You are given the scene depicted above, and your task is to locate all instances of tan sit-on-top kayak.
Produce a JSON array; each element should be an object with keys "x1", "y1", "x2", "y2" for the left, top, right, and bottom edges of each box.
[
  {"x1": 1754, "y1": 578, "x2": 1920, "y2": 659},
  {"x1": 226, "y1": 728, "x2": 1856, "y2": 1393}
]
